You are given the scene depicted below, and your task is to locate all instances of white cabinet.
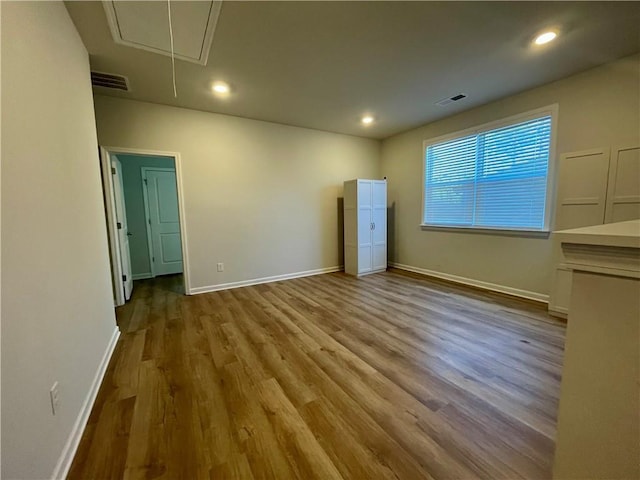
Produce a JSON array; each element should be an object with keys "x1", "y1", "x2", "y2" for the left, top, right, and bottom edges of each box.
[
  {"x1": 554, "y1": 148, "x2": 610, "y2": 231},
  {"x1": 344, "y1": 179, "x2": 387, "y2": 276},
  {"x1": 553, "y1": 221, "x2": 640, "y2": 480},
  {"x1": 549, "y1": 145, "x2": 640, "y2": 316},
  {"x1": 605, "y1": 145, "x2": 640, "y2": 223},
  {"x1": 549, "y1": 148, "x2": 610, "y2": 315}
]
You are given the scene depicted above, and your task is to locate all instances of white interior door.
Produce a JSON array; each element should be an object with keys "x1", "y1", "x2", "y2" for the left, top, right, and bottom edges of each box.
[
  {"x1": 112, "y1": 157, "x2": 133, "y2": 300},
  {"x1": 144, "y1": 169, "x2": 183, "y2": 276}
]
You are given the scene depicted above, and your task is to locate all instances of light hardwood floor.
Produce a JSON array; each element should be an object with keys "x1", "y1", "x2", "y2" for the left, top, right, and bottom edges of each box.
[{"x1": 68, "y1": 269, "x2": 566, "y2": 479}]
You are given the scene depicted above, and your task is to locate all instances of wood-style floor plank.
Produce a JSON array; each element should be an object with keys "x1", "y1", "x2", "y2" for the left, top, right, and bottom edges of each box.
[{"x1": 68, "y1": 269, "x2": 565, "y2": 480}]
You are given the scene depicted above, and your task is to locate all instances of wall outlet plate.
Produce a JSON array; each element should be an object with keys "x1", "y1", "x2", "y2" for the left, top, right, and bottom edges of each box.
[{"x1": 217, "y1": 262, "x2": 224, "y2": 272}]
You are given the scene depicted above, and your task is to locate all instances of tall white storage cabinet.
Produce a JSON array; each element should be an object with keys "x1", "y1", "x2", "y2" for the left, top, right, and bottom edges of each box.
[{"x1": 344, "y1": 179, "x2": 387, "y2": 276}]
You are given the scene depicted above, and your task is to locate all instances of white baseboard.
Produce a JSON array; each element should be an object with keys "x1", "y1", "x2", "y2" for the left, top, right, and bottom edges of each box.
[
  {"x1": 189, "y1": 265, "x2": 343, "y2": 295},
  {"x1": 548, "y1": 308, "x2": 568, "y2": 319},
  {"x1": 132, "y1": 272, "x2": 152, "y2": 281},
  {"x1": 389, "y1": 262, "x2": 549, "y2": 304},
  {"x1": 51, "y1": 326, "x2": 120, "y2": 480}
]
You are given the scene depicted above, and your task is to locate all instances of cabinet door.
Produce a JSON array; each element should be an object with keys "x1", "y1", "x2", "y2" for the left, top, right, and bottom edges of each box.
[
  {"x1": 555, "y1": 148, "x2": 610, "y2": 230},
  {"x1": 371, "y1": 181, "x2": 387, "y2": 270},
  {"x1": 357, "y1": 213, "x2": 372, "y2": 273},
  {"x1": 357, "y1": 181, "x2": 373, "y2": 273},
  {"x1": 551, "y1": 148, "x2": 609, "y2": 316},
  {"x1": 605, "y1": 146, "x2": 640, "y2": 223}
]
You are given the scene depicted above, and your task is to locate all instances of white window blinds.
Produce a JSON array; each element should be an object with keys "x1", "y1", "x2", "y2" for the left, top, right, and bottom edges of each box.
[{"x1": 424, "y1": 115, "x2": 552, "y2": 231}]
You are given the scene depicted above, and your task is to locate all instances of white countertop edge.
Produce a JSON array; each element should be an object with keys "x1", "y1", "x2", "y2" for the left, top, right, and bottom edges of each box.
[{"x1": 553, "y1": 220, "x2": 640, "y2": 249}]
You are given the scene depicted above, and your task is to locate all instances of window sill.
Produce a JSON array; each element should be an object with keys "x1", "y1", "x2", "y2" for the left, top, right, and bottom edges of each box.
[{"x1": 419, "y1": 224, "x2": 550, "y2": 238}]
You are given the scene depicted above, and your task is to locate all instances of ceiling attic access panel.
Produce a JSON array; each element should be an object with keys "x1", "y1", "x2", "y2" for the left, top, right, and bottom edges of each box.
[{"x1": 103, "y1": 1, "x2": 222, "y2": 65}]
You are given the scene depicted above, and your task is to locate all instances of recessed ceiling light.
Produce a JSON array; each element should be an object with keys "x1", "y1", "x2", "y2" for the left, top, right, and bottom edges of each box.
[
  {"x1": 212, "y1": 81, "x2": 230, "y2": 95},
  {"x1": 361, "y1": 115, "x2": 375, "y2": 125},
  {"x1": 534, "y1": 30, "x2": 558, "y2": 45}
]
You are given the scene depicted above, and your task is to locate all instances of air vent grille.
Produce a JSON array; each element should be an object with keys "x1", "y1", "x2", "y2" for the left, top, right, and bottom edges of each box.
[
  {"x1": 91, "y1": 71, "x2": 130, "y2": 91},
  {"x1": 435, "y1": 93, "x2": 467, "y2": 107}
]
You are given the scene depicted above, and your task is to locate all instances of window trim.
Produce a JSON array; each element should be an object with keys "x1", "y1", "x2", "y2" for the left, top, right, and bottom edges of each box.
[{"x1": 421, "y1": 104, "x2": 559, "y2": 234}]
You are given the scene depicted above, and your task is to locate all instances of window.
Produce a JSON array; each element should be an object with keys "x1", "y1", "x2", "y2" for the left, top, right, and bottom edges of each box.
[{"x1": 422, "y1": 107, "x2": 556, "y2": 232}]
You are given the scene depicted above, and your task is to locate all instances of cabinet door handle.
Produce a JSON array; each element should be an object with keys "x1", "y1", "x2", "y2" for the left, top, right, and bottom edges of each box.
[{"x1": 372, "y1": 222, "x2": 376, "y2": 230}]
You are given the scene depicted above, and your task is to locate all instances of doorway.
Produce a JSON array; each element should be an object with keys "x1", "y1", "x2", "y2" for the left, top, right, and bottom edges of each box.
[{"x1": 100, "y1": 147, "x2": 190, "y2": 305}]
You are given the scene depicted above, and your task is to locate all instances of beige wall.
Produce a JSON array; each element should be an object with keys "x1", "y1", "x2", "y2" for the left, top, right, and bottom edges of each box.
[
  {"x1": 94, "y1": 96, "x2": 381, "y2": 291},
  {"x1": 381, "y1": 54, "x2": 640, "y2": 297},
  {"x1": 1, "y1": 2, "x2": 117, "y2": 478}
]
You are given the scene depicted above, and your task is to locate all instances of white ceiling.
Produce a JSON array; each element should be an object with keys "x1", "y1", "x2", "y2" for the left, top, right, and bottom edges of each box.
[{"x1": 65, "y1": 1, "x2": 640, "y2": 139}]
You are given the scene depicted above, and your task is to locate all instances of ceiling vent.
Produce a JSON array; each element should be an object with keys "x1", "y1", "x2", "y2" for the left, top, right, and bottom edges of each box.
[
  {"x1": 435, "y1": 93, "x2": 467, "y2": 107},
  {"x1": 90, "y1": 71, "x2": 130, "y2": 91}
]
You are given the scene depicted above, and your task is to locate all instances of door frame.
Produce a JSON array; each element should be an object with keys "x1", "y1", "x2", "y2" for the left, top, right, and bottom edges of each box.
[
  {"x1": 99, "y1": 146, "x2": 191, "y2": 304},
  {"x1": 141, "y1": 166, "x2": 181, "y2": 279},
  {"x1": 112, "y1": 156, "x2": 134, "y2": 301}
]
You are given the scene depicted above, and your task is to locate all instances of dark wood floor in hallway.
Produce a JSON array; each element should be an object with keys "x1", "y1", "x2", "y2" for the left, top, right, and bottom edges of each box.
[{"x1": 68, "y1": 269, "x2": 566, "y2": 480}]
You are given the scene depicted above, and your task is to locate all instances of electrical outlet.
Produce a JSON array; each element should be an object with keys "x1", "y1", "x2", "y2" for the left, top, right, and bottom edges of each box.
[
  {"x1": 50, "y1": 382, "x2": 60, "y2": 415},
  {"x1": 217, "y1": 262, "x2": 224, "y2": 272}
]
